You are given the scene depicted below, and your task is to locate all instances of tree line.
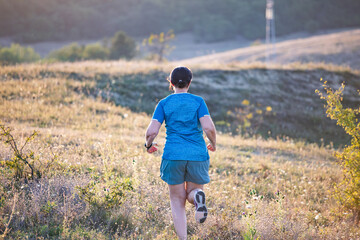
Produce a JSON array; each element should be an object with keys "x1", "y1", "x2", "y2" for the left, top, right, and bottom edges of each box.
[
  {"x1": 0, "y1": 0, "x2": 359, "y2": 43},
  {"x1": 0, "y1": 31, "x2": 175, "y2": 65},
  {"x1": 0, "y1": 31, "x2": 137, "y2": 65}
]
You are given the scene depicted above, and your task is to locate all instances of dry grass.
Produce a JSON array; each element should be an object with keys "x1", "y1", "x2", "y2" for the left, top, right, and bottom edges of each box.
[
  {"x1": 1, "y1": 60, "x2": 358, "y2": 146},
  {"x1": 0, "y1": 63, "x2": 359, "y2": 239},
  {"x1": 180, "y1": 28, "x2": 360, "y2": 71},
  {"x1": 1, "y1": 59, "x2": 359, "y2": 78}
]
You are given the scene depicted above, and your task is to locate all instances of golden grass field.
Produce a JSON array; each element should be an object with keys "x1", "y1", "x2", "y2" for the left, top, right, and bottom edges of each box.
[{"x1": 0, "y1": 61, "x2": 359, "y2": 239}]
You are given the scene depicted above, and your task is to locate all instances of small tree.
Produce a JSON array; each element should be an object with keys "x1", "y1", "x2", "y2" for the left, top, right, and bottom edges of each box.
[
  {"x1": 316, "y1": 80, "x2": 360, "y2": 224},
  {"x1": 83, "y1": 43, "x2": 109, "y2": 60},
  {"x1": 0, "y1": 124, "x2": 40, "y2": 180},
  {"x1": 109, "y1": 31, "x2": 136, "y2": 60},
  {"x1": 0, "y1": 44, "x2": 40, "y2": 65},
  {"x1": 142, "y1": 30, "x2": 175, "y2": 62},
  {"x1": 47, "y1": 42, "x2": 84, "y2": 62}
]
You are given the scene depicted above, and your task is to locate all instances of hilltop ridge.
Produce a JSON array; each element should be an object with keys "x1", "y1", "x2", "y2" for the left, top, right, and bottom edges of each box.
[{"x1": 180, "y1": 29, "x2": 360, "y2": 70}]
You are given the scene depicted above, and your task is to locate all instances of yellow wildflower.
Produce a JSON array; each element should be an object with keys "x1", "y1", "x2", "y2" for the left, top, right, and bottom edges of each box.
[
  {"x1": 242, "y1": 99, "x2": 250, "y2": 106},
  {"x1": 244, "y1": 120, "x2": 251, "y2": 128}
]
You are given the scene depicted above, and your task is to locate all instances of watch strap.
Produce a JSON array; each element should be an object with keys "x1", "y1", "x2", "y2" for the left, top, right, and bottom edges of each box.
[{"x1": 145, "y1": 143, "x2": 152, "y2": 149}]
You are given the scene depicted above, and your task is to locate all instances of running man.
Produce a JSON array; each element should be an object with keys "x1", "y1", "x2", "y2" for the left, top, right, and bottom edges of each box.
[{"x1": 145, "y1": 66, "x2": 216, "y2": 239}]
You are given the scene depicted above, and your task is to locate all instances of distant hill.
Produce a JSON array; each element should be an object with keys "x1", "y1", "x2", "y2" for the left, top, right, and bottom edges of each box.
[
  {"x1": 181, "y1": 29, "x2": 360, "y2": 70},
  {"x1": 0, "y1": 0, "x2": 359, "y2": 42}
]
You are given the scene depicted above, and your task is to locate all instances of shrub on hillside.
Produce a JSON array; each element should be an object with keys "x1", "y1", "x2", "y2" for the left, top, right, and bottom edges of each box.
[
  {"x1": 47, "y1": 43, "x2": 84, "y2": 62},
  {"x1": 0, "y1": 124, "x2": 58, "y2": 181},
  {"x1": 316, "y1": 80, "x2": 360, "y2": 224},
  {"x1": 83, "y1": 43, "x2": 109, "y2": 60},
  {"x1": 142, "y1": 30, "x2": 175, "y2": 62},
  {"x1": 221, "y1": 99, "x2": 273, "y2": 136},
  {"x1": 47, "y1": 31, "x2": 136, "y2": 62},
  {"x1": 0, "y1": 44, "x2": 40, "y2": 65},
  {"x1": 110, "y1": 31, "x2": 137, "y2": 60}
]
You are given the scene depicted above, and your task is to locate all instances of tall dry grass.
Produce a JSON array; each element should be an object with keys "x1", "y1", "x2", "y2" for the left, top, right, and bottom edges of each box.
[
  {"x1": 1, "y1": 60, "x2": 359, "y2": 77},
  {"x1": 0, "y1": 62, "x2": 359, "y2": 239}
]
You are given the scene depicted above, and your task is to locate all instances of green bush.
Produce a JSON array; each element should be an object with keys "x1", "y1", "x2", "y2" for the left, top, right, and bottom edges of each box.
[
  {"x1": 77, "y1": 175, "x2": 133, "y2": 210},
  {"x1": 83, "y1": 43, "x2": 109, "y2": 60},
  {"x1": 110, "y1": 31, "x2": 137, "y2": 60},
  {"x1": 0, "y1": 124, "x2": 40, "y2": 180},
  {"x1": 47, "y1": 31, "x2": 136, "y2": 62},
  {"x1": 225, "y1": 99, "x2": 273, "y2": 136},
  {"x1": 47, "y1": 43, "x2": 84, "y2": 62},
  {"x1": 316, "y1": 80, "x2": 360, "y2": 224},
  {"x1": 0, "y1": 44, "x2": 40, "y2": 65},
  {"x1": 142, "y1": 30, "x2": 175, "y2": 61}
]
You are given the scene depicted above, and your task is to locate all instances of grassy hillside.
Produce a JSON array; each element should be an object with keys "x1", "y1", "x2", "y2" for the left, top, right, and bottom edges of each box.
[
  {"x1": 182, "y1": 29, "x2": 360, "y2": 70},
  {"x1": 2, "y1": 61, "x2": 358, "y2": 145},
  {"x1": 0, "y1": 61, "x2": 359, "y2": 239}
]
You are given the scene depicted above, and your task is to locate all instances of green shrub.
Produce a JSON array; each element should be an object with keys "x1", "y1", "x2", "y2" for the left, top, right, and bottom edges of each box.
[
  {"x1": 76, "y1": 174, "x2": 133, "y2": 210},
  {"x1": 83, "y1": 43, "x2": 109, "y2": 60},
  {"x1": 225, "y1": 99, "x2": 273, "y2": 136},
  {"x1": 0, "y1": 44, "x2": 40, "y2": 65},
  {"x1": 0, "y1": 124, "x2": 40, "y2": 180},
  {"x1": 316, "y1": 80, "x2": 360, "y2": 224},
  {"x1": 0, "y1": 124, "x2": 58, "y2": 181},
  {"x1": 46, "y1": 32, "x2": 136, "y2": 62},
  {"x1": 142, "y1": 30, "x2": 175, "y2": 62},
  {"x1": 109, "y1": 31, "x2": 137, "y2": 60},
  {"x1": 47, "y1": 43, "x2": 84, "y2": 62}
]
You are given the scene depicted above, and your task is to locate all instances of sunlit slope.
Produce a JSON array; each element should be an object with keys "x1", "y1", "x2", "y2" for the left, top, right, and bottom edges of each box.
[
  {"x1": 1, "y1": 62, "x2": 359, "y2": 239},
  {"x1": 3, "y1": 61, "x2": 357, "y2": 144},
  {"x1": 181, "y1": 29, "x2": 360, "y2": 70}
]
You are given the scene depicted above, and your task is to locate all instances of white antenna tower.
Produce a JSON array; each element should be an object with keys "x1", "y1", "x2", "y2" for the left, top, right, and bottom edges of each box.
[{"x1": 266, "y1": 0, "x2": 276, "y2": 63}]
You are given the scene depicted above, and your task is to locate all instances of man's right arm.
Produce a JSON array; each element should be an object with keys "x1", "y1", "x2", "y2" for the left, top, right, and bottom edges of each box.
[{"x1": 199, "y1": 115, "x2": 216, "y2": 151}]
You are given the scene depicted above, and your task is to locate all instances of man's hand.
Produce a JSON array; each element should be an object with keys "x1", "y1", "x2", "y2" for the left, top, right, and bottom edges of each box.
[
  {"x1": 207, "y1": 143, "x2": 216, "y2": 152},
  {"x1": 147, "y1": 143, "x2": 158, "y2": 154}
]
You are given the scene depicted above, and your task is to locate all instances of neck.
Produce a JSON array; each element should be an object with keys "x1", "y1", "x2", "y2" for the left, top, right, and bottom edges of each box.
[{"x1": 174, "y1": 88, "x2": 188, "y2": 94}]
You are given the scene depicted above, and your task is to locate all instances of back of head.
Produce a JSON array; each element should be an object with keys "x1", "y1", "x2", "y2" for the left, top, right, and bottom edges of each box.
[{"x1": 170, "y1": 66, "x2": 192, "y2": 89}]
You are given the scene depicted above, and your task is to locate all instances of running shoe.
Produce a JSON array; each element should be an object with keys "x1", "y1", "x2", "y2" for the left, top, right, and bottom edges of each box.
[{"x1": 194, "y1": 190, "x2": 207, "y2": 223}]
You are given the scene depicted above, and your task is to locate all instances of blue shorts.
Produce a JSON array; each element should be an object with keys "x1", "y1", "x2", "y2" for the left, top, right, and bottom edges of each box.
[{"x1": 160, "y1": 159, "x2": 210, "y2": 185}]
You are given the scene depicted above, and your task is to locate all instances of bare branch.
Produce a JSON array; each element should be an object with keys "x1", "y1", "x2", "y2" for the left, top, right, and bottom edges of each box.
[{"x1": 1, "y1": 192, "x2": 18, "y2": 239}]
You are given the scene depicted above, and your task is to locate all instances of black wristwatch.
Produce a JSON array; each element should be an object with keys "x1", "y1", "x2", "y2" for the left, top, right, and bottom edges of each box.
[{"x1": 144, "y1": 143, "x2": 152, "y2": 150}]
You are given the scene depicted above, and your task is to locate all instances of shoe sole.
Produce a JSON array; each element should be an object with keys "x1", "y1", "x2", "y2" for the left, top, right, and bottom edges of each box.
[{"x1": 195, "y1": 190, "x2": 207, "y2": 223}]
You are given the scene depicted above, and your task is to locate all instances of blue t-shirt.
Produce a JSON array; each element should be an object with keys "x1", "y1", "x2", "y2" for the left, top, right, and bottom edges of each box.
[{"x1": 152, "y1": 93, "x2": 210, "y2": 161}]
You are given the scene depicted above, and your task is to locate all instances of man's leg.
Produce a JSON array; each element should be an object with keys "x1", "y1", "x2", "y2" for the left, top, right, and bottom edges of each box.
[
  {"x1": 168, "y1": 183, "x2": 187, "y2": 240},
  {"x1": 186, "y1": 182, "x2": 207, "y2": 223},
  {"x1": 185, "y1": 182, "x2": 204, "y2": 205}
]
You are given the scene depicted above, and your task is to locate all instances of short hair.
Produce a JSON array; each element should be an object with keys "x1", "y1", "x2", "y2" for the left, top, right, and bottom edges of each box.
[{"x1": 169, "y1": 66, "x2": 192, "y2": 89}]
